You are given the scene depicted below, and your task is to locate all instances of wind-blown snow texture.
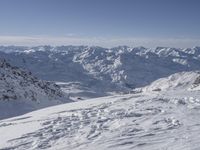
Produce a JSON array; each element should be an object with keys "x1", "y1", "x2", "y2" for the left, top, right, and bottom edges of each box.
[
  {"x1": 0, "y1": 59, "x2": 70, "y2": 119},
  {"x1": 1, "y1": 86, "x2": 200, "y2": 150}
]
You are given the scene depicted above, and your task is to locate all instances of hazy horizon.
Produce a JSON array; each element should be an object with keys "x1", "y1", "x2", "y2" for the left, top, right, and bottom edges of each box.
[{"x1": 0, "y1": 0, "x2": 200, "y2": 47}]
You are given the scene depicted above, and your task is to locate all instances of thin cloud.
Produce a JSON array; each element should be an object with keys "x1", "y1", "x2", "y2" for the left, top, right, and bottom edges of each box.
[{"x1": 0, "y1": 36, "x2": 199, "y2": 48}]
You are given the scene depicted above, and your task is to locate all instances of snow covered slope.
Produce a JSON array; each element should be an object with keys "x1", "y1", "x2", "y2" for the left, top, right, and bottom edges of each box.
[
  {"x1": 1, "y1": 46, "x2": 200, "y2": 98},
  {"x1": 0, "y1": 59, "x2": 70, "y2": 119},
  {"x1": 140, "y1": 71, "x2": 200, "y2": 92},
  {"x1": 1, "y1": 89, "x2": 200, "y2": 149}
]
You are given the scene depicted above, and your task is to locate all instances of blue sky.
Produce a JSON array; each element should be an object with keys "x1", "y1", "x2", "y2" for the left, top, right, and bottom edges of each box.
[{"x1": 0, "y1": 0, "x2": 200, "y2": 47}]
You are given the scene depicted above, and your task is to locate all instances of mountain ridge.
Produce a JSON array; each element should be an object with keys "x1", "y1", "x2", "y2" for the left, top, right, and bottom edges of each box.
[
  {"x1": 0, "y1": 59, "x2": 71, "y2": 119},
  {"x1": 1, "y1": 46, "x2": 200, "y2": 92}
]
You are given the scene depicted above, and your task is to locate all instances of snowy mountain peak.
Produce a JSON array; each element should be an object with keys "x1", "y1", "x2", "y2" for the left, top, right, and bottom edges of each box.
[{"x1": 1, "y1": 45, "x2": 200, "y2": 96}]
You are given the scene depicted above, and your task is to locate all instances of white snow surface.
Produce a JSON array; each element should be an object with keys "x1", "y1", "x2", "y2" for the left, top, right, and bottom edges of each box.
[
  {"x1": 1, "y1": 89, "x2": 200, "y2": 150},
  {"x1": 140, "y1": 71, "x2": 200, "y2": 92}
]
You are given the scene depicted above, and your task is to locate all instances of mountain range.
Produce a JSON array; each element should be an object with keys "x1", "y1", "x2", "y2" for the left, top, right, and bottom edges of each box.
[
  {"x1": 1, "y1": 45, "x2": 200, "y2": 149},
  {"x1": 1, "y1": 46, "x2": 200, "y2": 97}
]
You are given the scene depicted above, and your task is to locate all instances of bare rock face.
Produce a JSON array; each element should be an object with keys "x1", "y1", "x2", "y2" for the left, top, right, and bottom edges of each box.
[{"x1": 193, "y1": 75, "x2": 200, "y2": 85}]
